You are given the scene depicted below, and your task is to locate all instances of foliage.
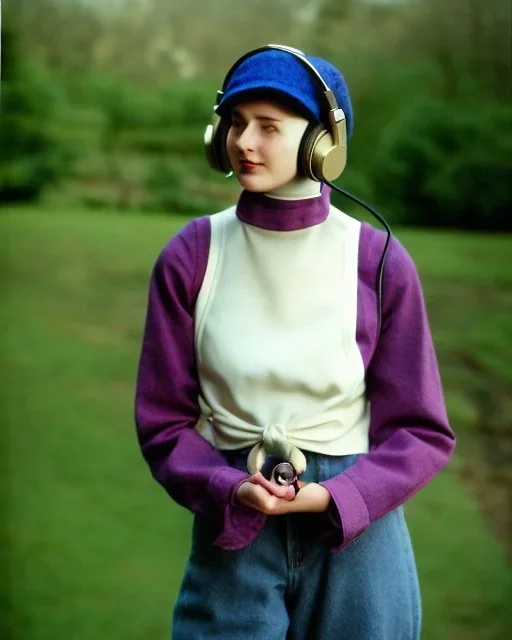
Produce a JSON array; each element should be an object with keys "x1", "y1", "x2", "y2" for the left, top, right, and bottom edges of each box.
[
  {"x1": 0, "y1": 24, "x2": 74, "y2": 204},
  {"x1": 144, "y1": 158, "x2": 217, "y2": 214},
  {"x1": 4, "y1": 0, "x2": 511, "y2": 228},
  {"x1": 372, "y1": 99, "x2": 512, "y2": 229}
]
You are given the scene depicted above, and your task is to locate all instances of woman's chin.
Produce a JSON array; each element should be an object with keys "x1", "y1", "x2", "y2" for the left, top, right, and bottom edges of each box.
[{"x1": 236, "y1": 174, "x2": 274, "y2": 193}]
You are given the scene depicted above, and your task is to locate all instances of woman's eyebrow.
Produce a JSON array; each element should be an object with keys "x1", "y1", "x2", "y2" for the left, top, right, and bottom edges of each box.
[
  {"x1": 255, "y1": 115, "x2": 282, "y2": 122},
  {"x1": 231, "y1": 110, "x2": 281, "y2": 122}
]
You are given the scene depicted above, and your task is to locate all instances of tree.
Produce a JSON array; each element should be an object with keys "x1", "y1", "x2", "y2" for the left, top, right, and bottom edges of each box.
[
  {"x1": 400, "y1": 0, "x2": 512, "y2": 102},
  {"x1": 372, "y1": 99, "x2": 512, "y2": 230},
  {"x1": 0, "y1": 18, "x2": 72, "y2": 203}
]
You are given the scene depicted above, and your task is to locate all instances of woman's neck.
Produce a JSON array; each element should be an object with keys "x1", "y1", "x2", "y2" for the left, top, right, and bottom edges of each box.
[
  {"x1": 236, "y1": 184, "x2": 331, "y2": 232},
  {"x1": 265, "y1": 177, "x2": 321, "y2": 200}
]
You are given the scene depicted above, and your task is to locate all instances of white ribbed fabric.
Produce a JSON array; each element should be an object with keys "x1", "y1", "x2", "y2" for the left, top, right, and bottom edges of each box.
[
  {"x1": 194, "y1": 205, "x2": 370, "y2": 465},
  {"x1": 264, "y1": 175, "x2": 321, "y2": 199}
]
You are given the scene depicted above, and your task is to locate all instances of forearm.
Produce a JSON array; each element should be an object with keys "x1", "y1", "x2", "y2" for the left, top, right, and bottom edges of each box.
[
  {"x1": 138, "y1": 419, "x2": 249, "y2": 517},
  {"x1": 319, "y1": 235, "x2": 456, "y2": 550},
  {"x1": 135, "y1": 218, "x2": 266, "y2": 550},
  {"x1": 321, "y1": 421, "x2": 455, "y2": 548},
  {"x1": 136, "y1": 395, "x2": 269, "y2": 550}
]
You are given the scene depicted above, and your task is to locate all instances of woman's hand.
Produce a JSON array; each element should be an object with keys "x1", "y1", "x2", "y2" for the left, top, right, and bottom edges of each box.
[{"x1": 236, "y1": 472, "x2": 331, "y2": 515}]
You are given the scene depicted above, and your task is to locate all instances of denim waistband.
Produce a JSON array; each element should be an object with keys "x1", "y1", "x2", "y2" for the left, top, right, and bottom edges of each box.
[{"x1": 219, "y1": 448, "x2": 362, "y2": 484}]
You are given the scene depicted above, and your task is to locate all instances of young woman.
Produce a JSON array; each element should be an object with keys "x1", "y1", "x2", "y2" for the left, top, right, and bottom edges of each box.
[{"x1": 135, "y1": 45, "x2": 456, "y2": 640}]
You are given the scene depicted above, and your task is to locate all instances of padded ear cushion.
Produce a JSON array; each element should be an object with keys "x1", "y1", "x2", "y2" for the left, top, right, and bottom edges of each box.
[
  {"x1": 297, "y1": 122, "x2": 318, "y2": 178},
  {"x1": 212, "y1": 116, "x2": 232, "y2": 174},
  {"x1": 205, "y1": 115, "x2": 232, "y2": 174},
  {"x1": 204, "y1": 117, "x2": 220, "y2": 170},
  {"x1": 299, "y1": 123, "x2": 327, "y2": 181}
]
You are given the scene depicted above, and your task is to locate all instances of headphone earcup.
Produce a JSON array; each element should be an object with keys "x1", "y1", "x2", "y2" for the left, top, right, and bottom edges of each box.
[
  {"x1": 299, "y1": 122, "x2": 347, "y2": 182},
  {"x1": 311, "y1": 128, "x2": 346, "y2": 182},
  {"x1": 299, "y1": 123, "x2": 326, "y2": 181},
  {"x1": 204, "y1": 115, "x2": 232, "y2": 174}
]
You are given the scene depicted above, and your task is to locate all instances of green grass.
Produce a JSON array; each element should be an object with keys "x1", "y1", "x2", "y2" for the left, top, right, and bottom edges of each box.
[{"x1": 1, "y1": 208, "x2": 511, "y2": 639}]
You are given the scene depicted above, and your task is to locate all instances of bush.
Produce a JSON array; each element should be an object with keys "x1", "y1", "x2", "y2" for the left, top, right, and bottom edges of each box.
[
  {"x1": 372, "y1": 99, "x2": 512, "y2": 230},
  {"x1": 144, "y1": 157, "x2": 221, "y2": 214},
  {"x1": 0, "y1": 25, "x2": 74, "y2": 204},
  {"x1": 158, "y1": 81, "x2": 216, "y2": 128},
  {"x1": 76, "y1": 74, "x2": 163, "y2": 133}
]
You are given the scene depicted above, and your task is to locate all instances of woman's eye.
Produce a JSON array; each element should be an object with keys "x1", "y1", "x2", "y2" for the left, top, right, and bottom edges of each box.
[{"x1": 264, "y1": 125, "x2": 277, "y2": 133}]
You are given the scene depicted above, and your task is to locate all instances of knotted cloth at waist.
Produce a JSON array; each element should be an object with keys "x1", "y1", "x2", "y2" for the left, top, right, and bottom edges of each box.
[{"x1": 195, "y1": 410, "x2": 371, "y2": 475}]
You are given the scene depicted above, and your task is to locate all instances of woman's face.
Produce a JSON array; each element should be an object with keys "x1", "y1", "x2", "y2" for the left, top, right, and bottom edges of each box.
[{"x1": 226, "y1": 100, "x2": 310, "y2": 193}]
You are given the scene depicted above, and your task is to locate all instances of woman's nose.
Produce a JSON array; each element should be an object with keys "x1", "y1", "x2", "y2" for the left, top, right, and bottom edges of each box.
[{"x1": 236, "y1": 124, "x2": 256, "y2": 152}]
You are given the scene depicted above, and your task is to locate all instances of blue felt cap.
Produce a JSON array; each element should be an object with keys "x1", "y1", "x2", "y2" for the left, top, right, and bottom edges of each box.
[{"x1": 216, "y1": 48, "x2": 354, "y2": 139}]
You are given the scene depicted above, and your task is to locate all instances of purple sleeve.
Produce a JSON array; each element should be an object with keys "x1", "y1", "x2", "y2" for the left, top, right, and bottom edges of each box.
[
  {"x1": 135, "y1": 216, "x2": 264, "y2": 549},
  {"x1": 321, "y1": 235, "x2": 456, "y2": 551}
]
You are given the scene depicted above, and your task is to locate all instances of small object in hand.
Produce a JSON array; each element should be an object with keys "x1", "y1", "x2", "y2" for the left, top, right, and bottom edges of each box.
[{"x1": 261, "y1": 456, "x2": 301, "y2": 496}]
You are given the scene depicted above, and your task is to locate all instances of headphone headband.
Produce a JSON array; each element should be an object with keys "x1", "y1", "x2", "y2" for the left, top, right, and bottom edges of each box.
[{"x1": 205, "y1": 43, "x2": 347, "y2": 182}]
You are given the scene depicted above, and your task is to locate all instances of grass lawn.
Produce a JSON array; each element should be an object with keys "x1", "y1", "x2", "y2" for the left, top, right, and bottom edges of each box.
[{"x1": 1, "y1": 208, "x2": 511, "y2": 639}]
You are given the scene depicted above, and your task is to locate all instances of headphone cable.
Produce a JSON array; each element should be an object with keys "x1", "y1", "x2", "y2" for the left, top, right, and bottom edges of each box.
[{"x1": 324, "y1": 180, "x2": 392, "y2": 339}]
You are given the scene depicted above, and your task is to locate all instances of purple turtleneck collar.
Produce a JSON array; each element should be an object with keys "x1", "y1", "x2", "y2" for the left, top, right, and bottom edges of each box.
[{"x1": 236, "y1": 185, "x2": 332, "y2": 232}]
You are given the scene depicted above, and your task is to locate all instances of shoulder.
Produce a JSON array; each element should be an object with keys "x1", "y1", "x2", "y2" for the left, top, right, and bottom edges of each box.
[
  {"x1": 360, "y1": 222, "x2": 420, "y2": 289},
  {"x1": 208, "y1": 204, "x2": 238, "y2": 237},
  {"x1": 328, "y1": 204, "x2": 361, "y2": 235},
  {"x1": 148, "y1": 217, "x2": 211, "y2": 304},
  {"x1": 159, "y1": 216, "x2": 211, "y2": 269},
  {"x1": 154, "y1": 205, "x2": 236, "y2": 298},
  {"x1": 158, "y1": 203, "x2": 238, "y2": 265}
]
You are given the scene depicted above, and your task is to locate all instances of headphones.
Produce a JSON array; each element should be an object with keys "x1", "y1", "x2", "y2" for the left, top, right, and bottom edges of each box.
[
  {"x1": 204, "y1": 44, "x2": 347, "y2": 183},
  {"x1": 204, "y1": 44, "x2": 393, "y2": 339}
]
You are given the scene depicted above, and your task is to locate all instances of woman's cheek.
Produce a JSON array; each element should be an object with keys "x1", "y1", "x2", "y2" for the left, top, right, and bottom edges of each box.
[{"x1": 226, "y1": 131, "x2": 237, "y2": 162}]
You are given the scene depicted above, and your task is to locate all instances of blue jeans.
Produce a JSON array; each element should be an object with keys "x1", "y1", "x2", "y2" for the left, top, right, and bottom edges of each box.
[{"x1": 172, "y1": 452, "x2": 421, "y2": 640}]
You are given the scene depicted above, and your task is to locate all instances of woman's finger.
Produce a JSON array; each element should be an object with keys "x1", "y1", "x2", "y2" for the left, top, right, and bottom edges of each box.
[
  {"x1": 249, "y1": 471, "x2": 296, "y2": 500},
  {"x1": 236, "y1": 482, "x2": 294, "y2": 515}
]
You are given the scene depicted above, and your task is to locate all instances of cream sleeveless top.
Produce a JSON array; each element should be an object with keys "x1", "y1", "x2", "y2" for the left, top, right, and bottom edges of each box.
[{"x1": 193, "y1": 205, "x2": 370, "y2": 471}]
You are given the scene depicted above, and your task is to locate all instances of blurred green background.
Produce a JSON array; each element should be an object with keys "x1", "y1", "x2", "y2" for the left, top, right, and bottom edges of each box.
[{"x1": 1, "y1": 1, "x2": 511, "y2": 638}]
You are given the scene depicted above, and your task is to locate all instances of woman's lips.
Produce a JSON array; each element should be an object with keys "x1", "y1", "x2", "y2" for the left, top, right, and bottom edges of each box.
[{"x1": 240, "y1": 160, "x2": 262, "y2": 172}]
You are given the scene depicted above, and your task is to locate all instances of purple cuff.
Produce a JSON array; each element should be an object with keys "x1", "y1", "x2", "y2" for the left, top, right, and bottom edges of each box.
[
  {"x1": 208, "y1": 466, "x2": 250, "y2": 510},
  {"x1": 321, "y1": 473, "x2": 370, "y2": 551},
  {"x1": 209, "y1": 467, "x2": 267, "y2": 550},
  {"x1": 136, "y1": 197, "x2": 455, "y2": 554},
  {"x1": 315, "y1": 231, "x2": 455, "y2": 552}
]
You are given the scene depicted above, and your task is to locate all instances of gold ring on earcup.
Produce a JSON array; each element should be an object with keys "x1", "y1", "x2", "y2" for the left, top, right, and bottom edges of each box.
[
  {"x1": 312, "y1": 129, "x2": 346, "y2": 182},
  {"x1": 301, "y1": 124, "x2": 346, "y2": 182},
  {"x1": 300, "y1": 124, "x2": 327, "y2": 181}
]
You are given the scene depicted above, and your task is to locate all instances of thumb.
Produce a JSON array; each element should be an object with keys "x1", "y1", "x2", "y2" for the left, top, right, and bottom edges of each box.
[
  {"x1": 271, "y1": 483, "x2": 296, "y2": 501},
  {"x1": 250, "y1": 472, "x2": 296, "y2": 500}
]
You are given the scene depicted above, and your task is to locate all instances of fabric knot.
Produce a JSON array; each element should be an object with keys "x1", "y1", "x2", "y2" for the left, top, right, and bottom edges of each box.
[
  {"x1": 246, "y1": 423, "x2": 308, "y2": 476},
  {"x1": 262, "y1": 423, "x2": 290, "y2": 458}
]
